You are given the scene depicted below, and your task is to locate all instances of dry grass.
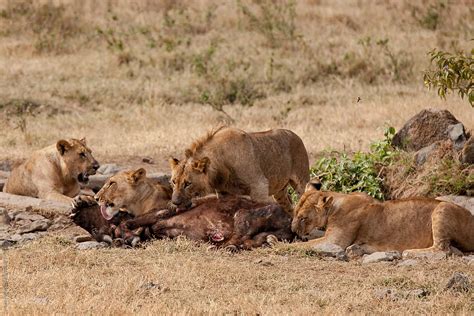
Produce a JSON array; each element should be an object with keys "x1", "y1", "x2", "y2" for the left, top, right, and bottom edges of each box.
[
  {"x1": 0, "y1": 0, "x2": 473, "y2": 314},
  {"x1": 1, "y1": 236, "x2": 473, "y2": 314}
]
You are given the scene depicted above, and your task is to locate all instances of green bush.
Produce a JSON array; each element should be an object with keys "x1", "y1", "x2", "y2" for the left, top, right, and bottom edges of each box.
[
  {"x1": 423, "y1": 48, "x2": 473, "y2": 107},
  {"x1": 309, "y1": 127, "x2": 397, "y2": 200}
]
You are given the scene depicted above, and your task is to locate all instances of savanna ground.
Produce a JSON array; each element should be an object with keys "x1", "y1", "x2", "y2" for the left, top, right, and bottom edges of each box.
[{"x1": 0, "y1": 0, "x2": 473, "y2": 314}]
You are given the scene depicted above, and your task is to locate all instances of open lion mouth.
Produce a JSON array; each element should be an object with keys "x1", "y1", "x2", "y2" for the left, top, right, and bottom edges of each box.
[{"x1": 77, "y1": 172, "x2": 90, "y2": 184}]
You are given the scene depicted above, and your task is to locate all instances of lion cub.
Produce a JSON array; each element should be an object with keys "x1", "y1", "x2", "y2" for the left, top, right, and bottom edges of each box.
[
  {"x1": 4, "y1": 138, "x2": 99, "y2": 203},
  {"x1": 292, "y1": 183, "x2": 474, "y2": 256},
  {"x1": 94, "y1": 168, "x2": 171, "y2": 220}
]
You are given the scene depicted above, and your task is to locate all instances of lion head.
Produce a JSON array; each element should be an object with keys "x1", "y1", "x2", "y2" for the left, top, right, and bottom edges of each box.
[
  {"x1": 291, "y1": 180, "x2": 334, "y2": 240},
  {"x1": 56, "y1": 138, "x2": 99, "y2": 184},
  {"x1": 94, "y1": 168, "x2": 148, "y2": 220},
  {"x1": 168, "y1": 155, "x2": 213, "y2": 211}
]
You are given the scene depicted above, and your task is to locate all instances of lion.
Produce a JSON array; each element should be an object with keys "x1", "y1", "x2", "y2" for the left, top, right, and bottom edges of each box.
[
  {"x1": 3, "y1": 138, "x2": 99, "y2": 203},
  {"x1": 71, "y1": 168, "x2": 294, "y2": 250},
  {"x1": 93, "y1": 168, "x2": 171, "y2": 220},
  {"x1": 169, "y1": 126, "x2": 310, "y2": 214},
  {"x1": 291, "y1": 184, "x2": 474, "y2": 256}
]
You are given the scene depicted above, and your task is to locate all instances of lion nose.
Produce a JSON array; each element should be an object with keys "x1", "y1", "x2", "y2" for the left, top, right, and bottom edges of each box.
[
  {"x1": 171, "y1": 195, "x2": 182, "y2": 206},
  {"x1": 94, "y1": 195, "x2": 99, "y2": 202},
  {"x1": 92, "y1": 162, "x2": 100, "y2": 171}
]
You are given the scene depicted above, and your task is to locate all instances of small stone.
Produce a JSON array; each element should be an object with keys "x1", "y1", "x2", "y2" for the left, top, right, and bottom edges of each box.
[
  {"x1": 313, "y1": 243, "x2": 346, "y2": 260},
  {"x1": 373, "y1": 288, "x2": 397, "y2": 300},
  {"x1": 407, "y1": 288, "x2": 429, "y2": 298},
  {"x1": 74, "y1": 235, "x2": 95, "y2": 243},
  {"x1": 141, "y1": 282, "x2": 160, "y2": 290},
  {"x1": 402, "y1": 250, "x2": 447, "y2": 261},
  {"x1": 14, "y1": 212, "x2": 45, "y2": 222},
  {"x1": 17, "y1": 219, "x2": 51, "y2": 234},
  {"x1": 0, "y1": 208, "x2": 11, "y2": 225},
  {"x1": 444, "y1": 272, "x2": 471, "y2": 292},
  {"x1": 345, "y1": 244, "x2": 366, "y2": 259},
  {"x1": 447, "y1": 123, "x2": 467, "y2": 150},
  {"x1": 253, "y1": 259, "x2": 274, "y2": 266},
  {"x1": 0, "y1": 240, "x2": 15, "y2": 249},
  {"x1": 97, "y1": 164, "x2": 121, "y2": 175},
  {"x1": 76, "y1": 241, "x2": 108, "y2": 250},
  {"x1": 362, "y1": 251, "x2": 401, "y2": 264},
  {"x1": 397, "y1": 259, "x2": 418, "y2": 267},
  {"x1": 142, "y1": 157, "x2": 154, "y2": 164}
]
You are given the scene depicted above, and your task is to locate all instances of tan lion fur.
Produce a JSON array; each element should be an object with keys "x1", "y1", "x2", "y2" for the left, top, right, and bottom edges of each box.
[
  {"x1": 169, "y1": 126, "x2": 310, "y2": 213},
  {"x1": 94, "y1": 168, "x2": 171, "y2": 219},
  {"x1": 3, "y1": 138, "x2": 99, "y2": 203},
  {"x1": 291, "y1": 186, "x2": 474, "y2": 255}
]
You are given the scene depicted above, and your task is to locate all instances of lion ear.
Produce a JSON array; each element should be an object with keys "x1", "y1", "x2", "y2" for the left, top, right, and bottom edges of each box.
[
  {"x1": 169, "y1": 157, "x2": 180, "y2": 168},
  {"x1": 192, "y1": 157, "x2": 210, "y2": 173},
  {"x1": 321, "y1": 196, "x2": 333, "y2": 206},
  {"x1": 56, "y1": 139, "x2": 72, "y2": 155},
  {"x1": 305, "y1": 179, "x2": 322, "y2": 192},
  {"x1": 129, "y1": 168, "x2": 146, "y2": 183}
]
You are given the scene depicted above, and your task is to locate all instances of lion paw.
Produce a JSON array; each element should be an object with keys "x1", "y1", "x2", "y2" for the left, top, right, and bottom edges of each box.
[
  {"x1": 70, "y1": 194, "x2": 97, "y2": 212},
  {"x1": 224, "y1": 245, "x2": 239, "y2": 253},
  {"x1": 265, "y1": 234, "x2": 279, "y2": 248}
]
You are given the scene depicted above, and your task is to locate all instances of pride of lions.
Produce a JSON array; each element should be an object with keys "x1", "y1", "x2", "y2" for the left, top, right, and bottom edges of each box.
[{"x1": 3, "y1": 126, "x2": 474, "y2": 257}]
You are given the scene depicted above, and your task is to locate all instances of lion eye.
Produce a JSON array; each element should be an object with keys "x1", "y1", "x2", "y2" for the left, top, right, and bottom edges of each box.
[
  {"x1": 79, "y1": 152, "x2": 86, "y2": 158},
  {"x1": 184, "y1": 181, "x2": 191, "y2": 188}
]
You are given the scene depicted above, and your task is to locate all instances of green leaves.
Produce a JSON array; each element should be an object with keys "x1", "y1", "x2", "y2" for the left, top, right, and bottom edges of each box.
[
  {"x1": 310, "y1": 127, "x2": 397, "y2": 200},
  {"x1": 423, "y1": 48, "x2": 473, "y2": 107}
]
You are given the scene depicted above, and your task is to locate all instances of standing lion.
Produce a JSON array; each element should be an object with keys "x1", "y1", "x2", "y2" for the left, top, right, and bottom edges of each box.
[{"x1": 169, "y1": 126, "x2": 309, "y2": 214}]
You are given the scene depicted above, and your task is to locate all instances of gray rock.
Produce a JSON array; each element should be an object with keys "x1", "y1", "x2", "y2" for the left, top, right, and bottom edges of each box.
[
  {"x1": 97, "y1": 164, "x2": 122, "y2": 175},
  {"x1": 406, "y1": 288, "x2": 429, "y2": 298},
  {"x1": 461, "y1": 136, "x2": 474, "y2": 164},
  {"x1": 447, "y1": 123, "x2": 467, "y2": 150},
  {"x1": 444, "y1": 272, "x2": 472, "y2": 292},
  {"x1": 313, "y1": 243, "x2": 346, "y2": 260},
  {"x1": 463, "y1": 255, "x2": 474, "y2": 264},
  {"x1": 436, "y1": 196, "x2": 474, "y2": 215},
  {"x1": 362, "y1": 251, "x2": 401, "y2": 263},
  {"x1": 17, "y1": 219, "x2": 51, "y2": 234},
  {"x1": 0, "y1": 208, "x2": 10, "y2": 225},
  {"x1": 76, "y1": 241, "x2": 108, "y2": 250},
  {"x1": 142, "y1": 157, "x2": 154, "y2": 164},
  {"x1": 0, "y1": 239, "x2": 15, "y2": 249},
  {"x1": 397, "y1": 259, "x2": 418, "y2": 267},
  {"x1": 373, "y1": 288, "x2": 397, "y2": 300},
  {"x1": 8, "y1": 234, "x2": 23, "y2": 242},
  {"x1": 414, "y1": 142, "x2": 439, "y2": 165},
  {"x1": 392, "y1": 109, "x2": 466, "y2": 151},
  {"x1": 14, "y1": 212, "x2": 45, "y2": 221},
  {"x1": 345, "y1": 244, "x2": 367, "y2": 259},
  {"x1": 402, "y1": 250, "x2": 447, "y2": 260},
  {"x1": 20, "y1": 233, "x2": 41, "y2": 241}
]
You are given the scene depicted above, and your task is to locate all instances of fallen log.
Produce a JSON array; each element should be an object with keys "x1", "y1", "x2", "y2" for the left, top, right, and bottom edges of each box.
[
  {"x1": 0, "y1": 192, "x2": 71, "y2": 218},
  {"x1": 86, "y1": 173, "x2": 171, "y2": 192}
]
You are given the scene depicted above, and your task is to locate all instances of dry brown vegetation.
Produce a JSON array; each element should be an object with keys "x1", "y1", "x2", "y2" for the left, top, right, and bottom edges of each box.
[{"x1": 0, "y1": 0, "x2": 473, "y2": 314}]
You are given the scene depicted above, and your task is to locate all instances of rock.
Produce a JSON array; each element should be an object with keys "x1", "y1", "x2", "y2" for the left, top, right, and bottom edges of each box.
[
  {"x1": 142, "y1": 157, "x2": 154, "y2": 164},
  {"x1": 373, "y1": 288, "x2": 397, "y2": 300},
  {"x1": 14, "y1": 212, "x2": 45, "y2": 221},
  {"x1": 345, "y1": 244, "x2": 367, "y2": 259},
  {"x1": 313, "y1": 243, "x2": 346, "y2": 260},
  {"x1": 8, "y1": 234, "x2": 23, "y2": 242},
  {"x1": 74, "y1": 235, "x2": 94, "y2": 243},
  {"x1": 141, "y1": 282, "x2": 160, "y2": 290},
  {"x1": 402, "y1": 250, "x2": 447, "y2": 260},
  {"x1": 406, "y1": 288, "x2": 429, "y2": 298},
  {"x1": 397, "y1": 259, "x2": 418, "y2": 267},
  {"x1": 461, "y1": 136, "x2": 474, "y2": 164},
  {"x1": 97, "y1": 164, "x2": 121, "y2": 175},
  {"x1": 0, "y1": 192, "x2": 71, "y2": 216},
  {"x1": 0, "y1": 208, "x2": 10, "y2": 225},
  {"x1": 362, "y1": 251, "x2": 401, "y2": 264},
  {"x1": 436, "y1": 196, "x2": 474, "y2": 215},
  {"x1": 444, "y1": 272, "x2": 472, "y2": 292},
  {"x1": 414, "y1": 142, "x2": 440, "y2": 165},
  {"x1": 0, "y1": 239, "x2": 15, "y2": 249},
  {"x1": 392, "y1": 109, "x2": 467, "y2": 152},
  {"x1": 447, "y1": 123, "x2": 468, "y2": 150},
  {"x1": 49, "y1": 216, "x2": 72, "y2": 231},
  {"x1": 20, "y1": 232, "x2": 42, "y2": 241},
  {"x1": 17, "y1": 219, "x2": 51, "y2": 234},
  {"x1": 76, "y1": 241, "x2": 108, "y2": 250}
]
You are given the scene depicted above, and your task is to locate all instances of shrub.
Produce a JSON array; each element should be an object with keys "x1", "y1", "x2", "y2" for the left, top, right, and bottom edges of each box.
[
  {"x1": 309, "y1": 127, "x2": 397, "y2": 200},
  {"x1": 423, "y1": 48, "x2": 473, "y2": 107}
]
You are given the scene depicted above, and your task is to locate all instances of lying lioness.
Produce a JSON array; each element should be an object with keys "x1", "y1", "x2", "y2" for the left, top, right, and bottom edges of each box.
[
  {"x1": 291, "y1": 185, "x2": 474, "y2": 256},
  {"x1": 4, "y1": 138, "x2": 99, "y2": 203},
  {"x1": 71, "y1": 168, "x2": 294, "y2": 250}
]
